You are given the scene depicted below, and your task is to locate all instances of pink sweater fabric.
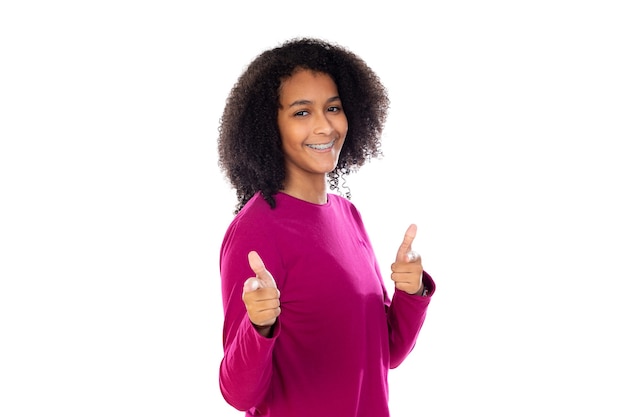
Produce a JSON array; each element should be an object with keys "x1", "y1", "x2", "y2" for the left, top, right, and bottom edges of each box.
[{"x1": 219, "y1": 192, "x2": 435, "y2": 416}]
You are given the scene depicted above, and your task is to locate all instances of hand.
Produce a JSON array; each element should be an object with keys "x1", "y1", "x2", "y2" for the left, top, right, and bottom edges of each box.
[
  {"x1": 242, "y1": 251, "x2": 281, "y2": 329},
  {"x1": 390, "y1": 224, "x2": 424, "y2": 295}
]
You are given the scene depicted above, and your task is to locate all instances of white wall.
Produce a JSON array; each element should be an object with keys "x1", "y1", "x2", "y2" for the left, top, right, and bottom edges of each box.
[{"x1": 1, "y1": 1, "x2": 625, "y2": 416}]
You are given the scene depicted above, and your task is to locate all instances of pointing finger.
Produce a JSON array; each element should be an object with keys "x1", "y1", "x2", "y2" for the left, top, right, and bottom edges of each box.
[
  {"x1": 407, "y1": 250, "x2": 421, "y2": 263},
  {"x1": 242, "y1": 277, "x2": 260, "y2": 293}
]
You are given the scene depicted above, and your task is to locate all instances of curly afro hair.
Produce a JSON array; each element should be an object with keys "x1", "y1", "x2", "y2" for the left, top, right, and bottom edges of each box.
[{"x1": 218, "y1": 37, "x2": 389, "y2": 214}]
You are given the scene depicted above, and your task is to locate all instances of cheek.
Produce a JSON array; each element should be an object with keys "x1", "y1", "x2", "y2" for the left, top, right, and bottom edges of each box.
[
  {"x1": 339, "y1": 116, "x2": 349, "y2": 139},
  {"x1": 279, "y1": 125, "x2": 304, "y2": 151},
  {"x1": 277, "y1": 119, "x2": 292, "y2": 143}
]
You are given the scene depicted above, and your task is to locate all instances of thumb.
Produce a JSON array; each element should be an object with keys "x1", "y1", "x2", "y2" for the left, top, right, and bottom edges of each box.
[
  {"x1": 396, "y1": 224, "x2": 417, "y2": 262},
  {"x1": 248, "y1": 250, "x2": 277, "y2": 288}
]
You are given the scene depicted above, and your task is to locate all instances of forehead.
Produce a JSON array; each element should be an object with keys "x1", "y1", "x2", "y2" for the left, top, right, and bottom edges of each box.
[{"x1": 278, "y1": 69, "x2": 338, "y2": 101}]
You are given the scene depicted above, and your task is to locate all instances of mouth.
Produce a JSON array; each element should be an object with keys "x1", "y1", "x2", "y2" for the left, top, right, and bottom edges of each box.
[{"x1": 306, "y1": 139, "x2": 336, "y2": 151}]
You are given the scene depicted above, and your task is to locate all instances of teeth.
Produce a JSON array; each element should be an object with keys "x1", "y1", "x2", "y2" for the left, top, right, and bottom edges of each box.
[{"x1": 307, "y1": 140, "x2": 335, "y2": 150}]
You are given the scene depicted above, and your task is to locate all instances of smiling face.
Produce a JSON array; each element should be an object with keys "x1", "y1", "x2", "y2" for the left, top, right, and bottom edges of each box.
[{"x1": 277, "y1": 69, "x2": 348, "y2": 196}]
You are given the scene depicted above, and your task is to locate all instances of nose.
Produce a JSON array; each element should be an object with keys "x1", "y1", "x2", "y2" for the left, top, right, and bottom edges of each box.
[{"x1": 313, "y1": 112, "x2": 333, "y2": 135}]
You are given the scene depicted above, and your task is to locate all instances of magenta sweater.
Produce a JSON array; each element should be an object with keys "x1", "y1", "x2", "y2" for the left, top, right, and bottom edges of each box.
[{"x1": 219, "y1": 192, "x2": 435, "y2": 417}]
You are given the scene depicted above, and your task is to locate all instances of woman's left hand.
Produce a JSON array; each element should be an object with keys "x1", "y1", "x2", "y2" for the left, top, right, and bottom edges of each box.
[{"x1": 390, "y1": 224, "x2": 424, "y2": 295}]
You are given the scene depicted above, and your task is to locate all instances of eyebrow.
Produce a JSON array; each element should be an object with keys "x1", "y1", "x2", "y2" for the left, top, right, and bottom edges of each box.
[{"x1": 286, "y1": 96, "x2": 341, "y2": 108}]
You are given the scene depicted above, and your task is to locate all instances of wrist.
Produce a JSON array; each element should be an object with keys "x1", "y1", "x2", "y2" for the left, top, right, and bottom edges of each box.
[{"x1": 252, "y1": 321, "x2": 274, "y2": 337}]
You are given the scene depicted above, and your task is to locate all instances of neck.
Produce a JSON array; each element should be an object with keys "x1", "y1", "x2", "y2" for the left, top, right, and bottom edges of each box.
[{"x1": 282, "y1": 177, "x2": 328, "y2": 205}]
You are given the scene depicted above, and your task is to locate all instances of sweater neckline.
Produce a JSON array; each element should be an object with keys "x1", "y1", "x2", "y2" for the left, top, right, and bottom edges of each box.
[{"x1": 276, "y1": 191, "x2": 333, "y2": 208}]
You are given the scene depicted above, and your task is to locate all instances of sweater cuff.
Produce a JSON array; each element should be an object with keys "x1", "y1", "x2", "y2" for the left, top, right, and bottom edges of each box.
[
  {"x1": 247, "y1": 317, "x2": 282, "y2": 339},
  {"x1": 420, "y1": 271, "x2": 436, "y2": 297}
]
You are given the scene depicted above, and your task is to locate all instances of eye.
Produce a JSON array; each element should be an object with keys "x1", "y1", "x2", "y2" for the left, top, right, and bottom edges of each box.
[
  {"x1": 294, "y1": 110, "x2": 309, "y2": 117},
  {"x1": 327, "y1": 106, "x2": 342, "y2": 113}
]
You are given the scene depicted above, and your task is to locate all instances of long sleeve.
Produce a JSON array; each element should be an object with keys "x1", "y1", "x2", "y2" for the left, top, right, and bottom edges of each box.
[
  {"x1": 387, "y1": 271, "x2": 436, "y2": 369},
  {"x1": 219, "y1": 313, "x2": 279, "y2": 410},
  {"x1": 218, "y1": 207, "x2": 284, "y2": 412}
]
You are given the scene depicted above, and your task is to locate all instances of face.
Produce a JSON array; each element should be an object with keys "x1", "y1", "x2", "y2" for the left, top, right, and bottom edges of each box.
[{"x1": 277, "y1": 69, "x2": 348, "y2": 187}]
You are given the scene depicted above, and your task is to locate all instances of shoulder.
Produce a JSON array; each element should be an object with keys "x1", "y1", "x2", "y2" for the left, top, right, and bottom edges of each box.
[
  {"x1": 328, "y1": 193, "x2": 364, "y2": 221},
  {"x1": 220, "y1": 193, "x2": 285, "y2": 281},
  {"x1": 223, "y1": 192, "x2": 276, "y2": 242}
]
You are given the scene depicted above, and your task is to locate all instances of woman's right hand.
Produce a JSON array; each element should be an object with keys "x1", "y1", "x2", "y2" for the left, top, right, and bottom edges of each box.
[{"x1": 242, "y1": 251, "x2": 281, "y2": 333}]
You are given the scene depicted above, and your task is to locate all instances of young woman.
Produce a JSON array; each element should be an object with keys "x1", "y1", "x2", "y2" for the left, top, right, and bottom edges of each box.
[{"x1": 217, "y1": 37, "x2": 435, "y2": 417}]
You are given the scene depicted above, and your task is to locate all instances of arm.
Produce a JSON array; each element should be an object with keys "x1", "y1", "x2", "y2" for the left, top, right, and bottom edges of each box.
[
  {"x1": 218, "y1": 226, "x2": 281, "y2": 410},
  {"x1": 387, "y1": 271, "x2": 436, "y2": 368},
  {"x1": 386, "y1": 224, "x2": 436, "y2": 368},
  {"x1": 219, "y1": 313, "x2": 279, "y2": 410}
]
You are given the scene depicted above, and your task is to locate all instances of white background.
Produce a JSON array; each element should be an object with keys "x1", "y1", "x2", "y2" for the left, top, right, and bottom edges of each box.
[{"x1": 1, "y1": 1, "x2": 625, "y2": 416}]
